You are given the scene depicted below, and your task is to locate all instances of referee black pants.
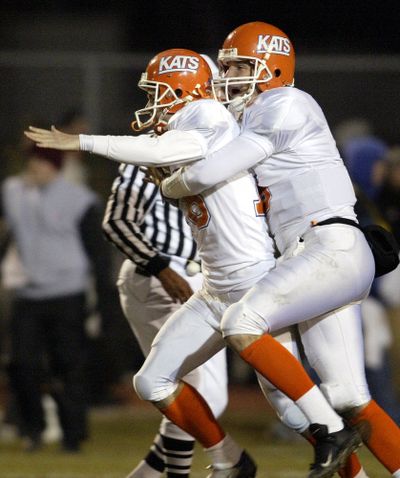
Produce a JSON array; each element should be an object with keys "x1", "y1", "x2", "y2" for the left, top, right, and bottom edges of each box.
[{"x1": 8, "y1": 293, "x2": 89, "y2": 448}]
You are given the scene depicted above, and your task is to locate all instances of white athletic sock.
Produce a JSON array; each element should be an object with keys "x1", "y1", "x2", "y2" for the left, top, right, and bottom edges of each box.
[
  {"x1": 205, "y1": 434, "x2": 243, "y2": 469},
  {"x1": 392, "y1": 470, "x2": 400, "y2": 478},
  {"x1": 295, "y1": 385, "x2": 344, "y2": 433}
]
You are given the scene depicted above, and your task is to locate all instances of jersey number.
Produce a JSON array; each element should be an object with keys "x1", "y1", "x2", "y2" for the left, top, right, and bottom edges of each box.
[{"x1": 181, "y1": 195, "x2": 210, "y2": 230}]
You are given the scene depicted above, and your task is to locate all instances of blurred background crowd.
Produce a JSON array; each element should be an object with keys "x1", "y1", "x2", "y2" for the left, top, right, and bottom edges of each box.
[{"x1": 0, "y1": 0, "x2": 399, "y2": 454}]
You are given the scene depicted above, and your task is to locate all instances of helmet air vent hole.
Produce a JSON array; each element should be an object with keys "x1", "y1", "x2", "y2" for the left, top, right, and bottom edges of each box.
[
  {"x1": 175, "y1": 88, "x2": 183, "y2": 97},
  {"x1": 274, "y1": 69, "x2": 281, "y2": 77}
]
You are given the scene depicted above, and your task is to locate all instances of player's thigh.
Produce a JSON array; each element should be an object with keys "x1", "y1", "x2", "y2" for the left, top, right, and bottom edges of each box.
[
  {"x1": 299, "y1": 304, "x2": 370, "y2": 410},
  {"x1": 135, "y1": 292, "x2": 225, "y2": 401},
  {"x1": 231, "y1": 225, "x2": 374, "y2": 333}
]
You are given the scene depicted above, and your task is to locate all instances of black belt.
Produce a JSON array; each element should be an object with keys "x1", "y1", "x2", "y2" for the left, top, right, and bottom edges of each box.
[
  {"x1": 136, "y1": 265, "x2": 152, "y2": 277},
  {"x1": 311, "y1": 217, "x2": 361, "y2": 230}
]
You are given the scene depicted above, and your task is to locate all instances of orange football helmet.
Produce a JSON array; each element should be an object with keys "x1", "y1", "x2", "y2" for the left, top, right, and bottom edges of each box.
[
  {"x1": 132, "y1": 49, "x2": 213, "y2": 132},
  {"x1": 213, "y1": 21, "x2": 295, "y2": 109}
]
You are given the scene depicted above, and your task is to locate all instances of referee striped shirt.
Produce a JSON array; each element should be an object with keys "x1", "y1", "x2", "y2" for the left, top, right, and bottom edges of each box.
[{"x1": 102, "y1": 164, "x2": 197, "y2": 275}]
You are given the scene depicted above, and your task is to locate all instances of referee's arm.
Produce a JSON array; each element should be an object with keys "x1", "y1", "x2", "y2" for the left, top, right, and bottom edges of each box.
[
  {"x1": 102, "y1": 165, "x2": 193, "y2": 303},
  {"x1": 102, "y1": 164, "x2": 170, "y2": 276}
]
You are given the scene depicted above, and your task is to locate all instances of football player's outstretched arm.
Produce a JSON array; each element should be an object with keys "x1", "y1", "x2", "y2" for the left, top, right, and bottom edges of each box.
[{"x1": 24, "y1": 126, "x2": 205, "y2": 168}]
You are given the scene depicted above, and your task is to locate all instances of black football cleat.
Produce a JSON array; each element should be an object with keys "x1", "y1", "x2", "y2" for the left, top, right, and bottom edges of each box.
[{"x1": 308, "y1": 423, "x2": 362, "y2": 478}]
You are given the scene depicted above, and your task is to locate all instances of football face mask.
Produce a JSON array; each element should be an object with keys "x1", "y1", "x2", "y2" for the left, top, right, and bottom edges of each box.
[{"x1": 132, "y1": 49, "x2": 213, "y2": 132}]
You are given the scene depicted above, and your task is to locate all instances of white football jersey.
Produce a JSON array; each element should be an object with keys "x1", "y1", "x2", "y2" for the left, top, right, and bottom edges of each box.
[
  {"x1": 240, "y1": 87, "x2": 357, "y2": 251},
  {"x1": 169, "y1": 100, "x2": 275, "y2": 294},
  {"x1": 166, "y1": 89, "x2": 358, "y2": 253}
]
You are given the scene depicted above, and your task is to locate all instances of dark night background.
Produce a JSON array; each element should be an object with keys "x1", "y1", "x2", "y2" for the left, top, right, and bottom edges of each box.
[
  {"x1": 1, "y1": 0, "x2": 400, "y2": 186},
  {"x1": 1, "y1": 1, "x2": 400, "y2": 53}
]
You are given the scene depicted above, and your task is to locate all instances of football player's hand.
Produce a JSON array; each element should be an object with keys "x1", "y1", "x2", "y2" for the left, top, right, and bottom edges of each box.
[
  {"x1": 141, "y1": 166, "x2": 171, "y2": 187},
  {"x1": 24, "y1": 125, "x2": 80, "y2": 151},
  {"x1": 157, "y1": 267, "x2": 194, "y2": 303},
  {"x1": 160, "y1": 167, "x2": 190, "y2": 199}
]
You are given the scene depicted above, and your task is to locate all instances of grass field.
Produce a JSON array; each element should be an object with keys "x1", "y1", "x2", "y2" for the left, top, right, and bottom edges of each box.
[{"x1": 0, "y1": 385, "x2": 391, "y2": 478}]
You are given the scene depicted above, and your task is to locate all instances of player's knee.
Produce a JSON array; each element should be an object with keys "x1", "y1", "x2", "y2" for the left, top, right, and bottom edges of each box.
[
  {"x1": 133, "y1": 370, "x2": 154, "y2": 401},
  {"x1": 221, "y1": 302, "x2": 247, "y2": 337},
  {"x1": 221, "y1": 302, "x2": 263, "y2": 338},
  {"x1": 134, "y1": 369, "x2": 177, "y2": 403},
  {"x1": 320, "y1": 382, "x2": 371, "y2": 412}
]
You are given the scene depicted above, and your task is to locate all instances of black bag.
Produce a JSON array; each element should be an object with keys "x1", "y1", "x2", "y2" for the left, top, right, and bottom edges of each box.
[
  {"x1": 362, "y1": 224, "x2": 400, "y2": 278},
  {"x1": 313, "y1": 217, "x2": 400, "y2": 278}
]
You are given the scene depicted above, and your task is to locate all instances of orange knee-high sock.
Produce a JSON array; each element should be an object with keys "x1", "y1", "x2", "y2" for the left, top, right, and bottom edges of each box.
[
  {"x1": 240, "y1": 334, "x2": 315, "y2": 401},
  {"x1": 348, "y1": 400, "x2": 400, "y2": 472},
  {"x1": 160, "y1": 382, "x2": 225, "y2": 448},
  {"x1": 306, "y1": 432, "x2": 362, "y2": 478}
]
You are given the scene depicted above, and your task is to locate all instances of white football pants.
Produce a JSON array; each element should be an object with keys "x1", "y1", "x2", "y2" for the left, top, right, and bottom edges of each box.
[
  {"x1": 117, "y1": 258, "x2": 228, "y2": 440},
  {"x1": 222, "y1": 223, "x2": 375, "y2": 412},
  {"x1": 133, "y1": 286, "x2": 241, "y2": 405}
]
